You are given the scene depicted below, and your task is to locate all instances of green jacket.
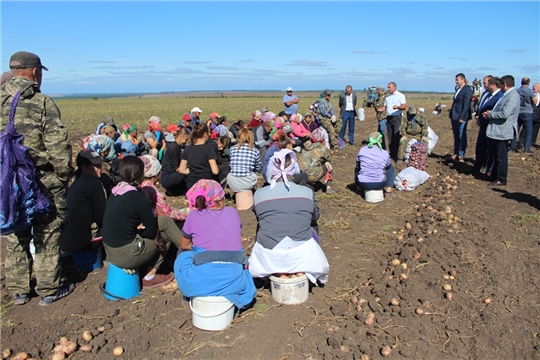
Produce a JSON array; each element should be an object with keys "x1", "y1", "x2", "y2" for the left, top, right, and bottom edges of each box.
[
  {"x1": 399, "y1": 112, "x2": 429, "y2": 138},
  {"x1": 298, "y1": 141, "x2": 330, "y2": 183},
  {"x1": 374, "y1": 91, "x2": 388, "y2": 121},
  {"x1": 1, "y1": 76, "x2": 73, "y2": 182}
]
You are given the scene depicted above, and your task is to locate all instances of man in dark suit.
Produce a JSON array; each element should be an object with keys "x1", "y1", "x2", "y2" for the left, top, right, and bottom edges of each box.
[
  {"x1": 469, "y1": 76, "x2": 503, "y2": 175},
  {"x1": 338, "y1": 85, "x2": 358, "y2": 145},
  {"x1": 484, "y1": 75, "x2": 520, "y2": 186},
  {"x1": 449, "y1": 73, "x2": 473, "y2": 162}
]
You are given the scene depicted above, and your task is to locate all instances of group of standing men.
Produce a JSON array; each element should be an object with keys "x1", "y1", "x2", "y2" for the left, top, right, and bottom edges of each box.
[{"x1": 454, "y1": 73, "x2": 538, "y2": 186}]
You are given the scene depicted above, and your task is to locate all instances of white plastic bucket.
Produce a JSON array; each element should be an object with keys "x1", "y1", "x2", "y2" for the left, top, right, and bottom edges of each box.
[
  {"x1": 236, "y1": 191, "x2": 253, "y2": 211},
  {"x1": 269, "y1": 274, "x2": 309, "y2": 305},
  {"x1": 190, "y1": 296, "x2": 235, "y2": 331},
  {"x1": 357, "y1": 108, "x2": 365, "y2": 121},
  {"x1": 365, "y1": 189, "x2": 384, "y2": 203}
]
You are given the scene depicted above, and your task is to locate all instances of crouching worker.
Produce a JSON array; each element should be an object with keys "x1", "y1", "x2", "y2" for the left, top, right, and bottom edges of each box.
[
  {"x1": 397, "y1": 105, "x2": 428, "y2": 161},
  {"x1": 355, "y1": 132, "x2": 395, "y2": 198},
  {"x1": 249, "y1": 150, "x2": 330, "y2": 284},
  {"x1": 103, "y1": 156, "x2": 182, "y2": 289},
  {"x1": 59, "y1": 151, "x2": 107, "y2": 258},
  {"x1": 174, "y1": 180, "x2": 256, "y2": 310}
]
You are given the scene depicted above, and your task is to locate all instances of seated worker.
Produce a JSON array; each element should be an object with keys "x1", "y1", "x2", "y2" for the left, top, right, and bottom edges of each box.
[
  {"x1": 249, "y1": 150, "x2": 329, "y2": 284},
  {"x1": 160, "y1": 128, "x2": 190, "y2": 196},
  {"x1": 264, "y1": 131, "x2": 308, "y2": 186},
  {"x1": 59, "y1": 151, "x2": 107, "y2": 255},
  {"x1": 434, "y1": 103, "x2": 442, "y2": 114},
  {"x1": 115, "y1": 123, "x2": 143, "y2": 156},
  {"x1": 86, "y1": 134, "x2": 120, "y2": 196},
  {"x1": 102, "y1": 156, "x2": 183, "y2": 289},
  {"x1": 397, "y1": 104, "x2": 429, "y2": 161},
  {"x1": 227, "y1": 128, "x2": 262, "y2": 193},
  {"x1": 139, "y1": 155, "x2": 190, "y2": 222},
  {"x1": 178, "y1": 123, "x2": 219, "y2": 190},
  {"x1": 174, "y1": 180, "x2": 256, "y2": 310},
  {"x1": 355, "y1": 132, "x2": 395, "y2": 198},
  {"x1": 297, "y1": 132, "x2": 336, "y2": 194},
  {"x1": 142, "y1": 119, "x2": 166, "y2": 160}
]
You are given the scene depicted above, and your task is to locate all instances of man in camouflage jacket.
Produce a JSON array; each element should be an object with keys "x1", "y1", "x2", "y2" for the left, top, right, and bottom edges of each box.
[
  {"x1": 315, "y1": 89, "x2": 342, "y2": 149},
  {"x1": 397, "y1": 105, "x2": 429, "y2": 160},
  {"x1": 374, "y1": 85, "x2": 389, "y2": 149},
  {"x1": 1, "y1": 51, "x2": 75, "y2": 306}
]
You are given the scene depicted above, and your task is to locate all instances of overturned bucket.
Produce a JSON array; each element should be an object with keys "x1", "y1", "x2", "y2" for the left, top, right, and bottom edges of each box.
[
  {"x1": 190, "y1": 296, "x2": 235, "y2": 331},
  {"x1": 269, "y1": 274, "x2": 309, "y2": 305},
  {"x1": 364, "y1": 189, "x2": 384, "y2": 203}
]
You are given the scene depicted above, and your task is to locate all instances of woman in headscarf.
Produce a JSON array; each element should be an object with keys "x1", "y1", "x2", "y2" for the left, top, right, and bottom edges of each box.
[
  {"x1": 174, "y1": 179, "x2": 256, "y2": 310},
  {"x1": 161, "y1": 128, "x2": 190, "y2": 196},
  {"x1": 102, "y1": 156, "x2": 183, "y2": 289},
  {"x1": 139, "y1": 155, "x2": 190, "y2": 222},
  {"x1": 143, "y1": 117, "x2": 166, "y2": 160},
  {"x1": 355, "y1": 132, "x2": 395, "y2": 197},
  {"x1": 262, "y1": 130, "x2": 307, "y2": 186},
  {"x1": 249, "y1": 150, "x2": 329, "y2": 285},
  {"x1": 87, "y1": 134, "x2": 120, "y2": 196},
  {"x1": 116, "y1": 123, "x2": 142, "y2": 156}
]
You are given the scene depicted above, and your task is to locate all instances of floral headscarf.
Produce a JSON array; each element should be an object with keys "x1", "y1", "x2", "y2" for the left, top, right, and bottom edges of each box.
[
  {"x1": 270, "y1": 149, "x2": 297, "y2": 190},
  {"x1": 122, "y1": 123, "x2": 138, "y2": 141},
  {"x1": 216, "y1": 124, "x2": 229, "y2": 137},
  {"x1": 311, "y1": 128, "x2": 325, "y2": 143},
  {"x1": 139, "y1": 155, "x2": 162, "y2": 178},
  {"x1": 88, "y1": 134, "x2": 117, "y2": 160},
  {"x1": 186, "y1": 179, "x2": 225, "y2": 210},
  {"x1": 148, "y1": 116, "x2": 161, "y2": 124},
  {"x1": 262, "y1": 111, "x2": 276, "y2": 122},
  {"x1": 368, "y1": 132, "x2": 383, "y2": 150}
]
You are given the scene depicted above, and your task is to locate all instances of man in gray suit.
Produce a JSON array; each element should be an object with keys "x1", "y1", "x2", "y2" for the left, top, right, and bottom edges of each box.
[{"x1": 483, "y1": 75, "x2": 520, "y2": 186}]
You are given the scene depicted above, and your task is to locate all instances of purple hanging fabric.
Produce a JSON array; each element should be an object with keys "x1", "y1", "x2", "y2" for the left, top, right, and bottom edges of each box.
[{"x1": 0, "y1": 91, "x2": 52, "y2": 234}]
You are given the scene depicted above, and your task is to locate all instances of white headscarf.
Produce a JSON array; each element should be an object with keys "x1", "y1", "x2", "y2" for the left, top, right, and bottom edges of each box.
[
  {"x1": 270, "y1": 149, "x2": 297, "y2": 190},
  {"x1": 139, "y1": 155, "x2": 162, "y2": 178}
]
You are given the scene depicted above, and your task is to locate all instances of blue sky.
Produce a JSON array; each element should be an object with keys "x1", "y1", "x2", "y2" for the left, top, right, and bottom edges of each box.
[{"x1": 2, "y1": 1, "x2": 539, "y2": 94}]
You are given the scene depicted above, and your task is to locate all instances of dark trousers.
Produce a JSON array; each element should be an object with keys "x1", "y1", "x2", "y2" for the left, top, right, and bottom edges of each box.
[
  {"x1": 339, "y1": 110, "x2": 356, "y2": 144},
  {"x1": 160, "y1": 171, "x2": 187, "y2": 196},
  {"x1": 530, "y1": 106, "x2": 540, "y2": 146},
  {"x1": 386, "y1": 115, "x2": 402, "y2": 159},
  {"x1": 488, "y1": 138, "x2": 509, "y2": 183},
  {"x1": 472, "y1": 125, "x2": 488, "y2": 172}
]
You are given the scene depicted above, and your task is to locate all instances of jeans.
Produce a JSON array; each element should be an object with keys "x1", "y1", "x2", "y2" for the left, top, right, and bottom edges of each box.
[
  {"x1": 451, "y1": 120, "x2": 468, "y2": 158},
  {"x1": 513, "y1": 112, "x2": 533, "y2": 152},
  {"x1": 377, "y1": 118, "x2": 388, "y2": 150},
  {"x1": 339, "y1": 110, "x2": 356, "y2": 144}
]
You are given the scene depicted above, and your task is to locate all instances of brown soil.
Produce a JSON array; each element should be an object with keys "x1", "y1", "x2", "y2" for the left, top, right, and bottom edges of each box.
[{"x1": 2, "y1": 104, "x2": 540, "y2": 360}]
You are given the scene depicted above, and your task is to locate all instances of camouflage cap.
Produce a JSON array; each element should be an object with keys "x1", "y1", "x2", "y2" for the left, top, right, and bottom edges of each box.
[
  {"x1": 408, "y1": 104, "x2": 417, "y2": 114},
  {"x1": 9, "y1": 51, "x2": 49, "y2": 71}
]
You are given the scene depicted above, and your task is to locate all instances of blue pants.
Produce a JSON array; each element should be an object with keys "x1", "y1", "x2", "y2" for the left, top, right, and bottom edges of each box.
[
  {"x1": 377, "y1": 119, "x2": 387, "y2": 150},
  {"x1": 512, "y1": 112, "x2": 533, "y2": 152},
  {"x1": 451, "y1": 120, "x2": 468, "y2": 158},
  {"x1": 339, "y1": 110, "x2": 356, "y2": 144}
]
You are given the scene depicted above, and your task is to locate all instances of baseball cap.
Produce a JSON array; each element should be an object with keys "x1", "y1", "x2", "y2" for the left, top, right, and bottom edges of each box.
[
  {"x1": 77, "y1": 150, "x2": 104, "y2": 166},
  {"x1": 148, "y1": 116, "x2": 161, "y2": 123},
  {"x1": 182, "y1": 114, "x2": 191, "y2": 121},
  {"x1": 376, "y1": 85, "x2": 385, "y2": 90},
  {"x1": 286, "y1": 87, "x2": 293, "y2": 92},
  {"x1": 210, "y1": 111, "x2": 221, "y2": 119},
  {"x1": 261, "y1": 107, "x2": 268, "y2": 113},
  {"x1": 9, "y1": 51, "x2": 48, "y2": 71},
  {"x1": 408, "y1": 105, "x2": 417, "y2": 114},
  {"x1": 167, "y1": 124, "x2": 181, "y2": 133},
  {"x1": 324, "y1": 89, "x2": 332, "y2": 95},
  {"x1": 191, "y1": 107, "x2": 202, "y2": 114}
]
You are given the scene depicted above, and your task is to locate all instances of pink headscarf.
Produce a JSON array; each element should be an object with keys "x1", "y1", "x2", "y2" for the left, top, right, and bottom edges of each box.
[
  {"x1": 262, "y1": 111, "x2": 276, "y2": 122},
  {"x1": 186, "y1": 179, "x2": 225, "y2": 210},
  {"x1": 270, "y1": 149, "x2": 297, "y2": 190}
]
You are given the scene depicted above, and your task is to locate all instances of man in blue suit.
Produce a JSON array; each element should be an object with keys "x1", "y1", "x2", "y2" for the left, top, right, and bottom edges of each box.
[
  {"x1": 484, "y1": 75, "x2": 520, "y2": 186},
  {"x1": 449, "y1": 73, "x2": 473, "y2": 162},
  {"x1": 469, "y1": 76, "x2": 503, "y2": 175}
]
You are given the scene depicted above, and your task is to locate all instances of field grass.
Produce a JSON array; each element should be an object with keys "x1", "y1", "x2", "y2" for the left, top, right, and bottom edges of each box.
[{"x1": 55, "y1": 93, "x2": 448, "y2": 139}]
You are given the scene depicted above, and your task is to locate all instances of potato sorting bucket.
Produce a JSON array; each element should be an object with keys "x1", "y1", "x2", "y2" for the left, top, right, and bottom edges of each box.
[
  {"x1": 269, "y1": 274, "x2": 309, "y2": 305},
  {"x1": 364, "y1": 189, "x2": 384, "y2": 203},
  {"x1": 190, "y1": 296, "x2": 235, "y2": 331}
]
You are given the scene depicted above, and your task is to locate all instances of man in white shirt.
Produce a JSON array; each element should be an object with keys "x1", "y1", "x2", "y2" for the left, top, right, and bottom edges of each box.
[
  {"x1": 338, "y1": 85, "x2": 358, "y2": 145},
  {"x1": 382, "y1": 82, "x2": 406, "y2": 159}
]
